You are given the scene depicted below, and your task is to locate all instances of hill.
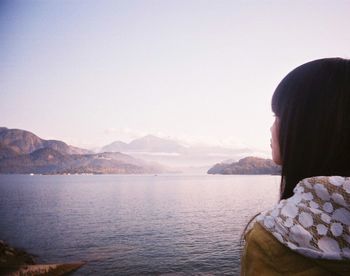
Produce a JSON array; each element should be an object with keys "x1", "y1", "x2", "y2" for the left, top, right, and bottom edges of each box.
[
  {"x1": 207, "y1": 156, "x2": 281, "y2": 175},
  {"x1": 0, "y1": 148, "x2": 167, "y2": 174},
  {"x1": 0, "y1": 127, "x2": 91, "y2": 156}
]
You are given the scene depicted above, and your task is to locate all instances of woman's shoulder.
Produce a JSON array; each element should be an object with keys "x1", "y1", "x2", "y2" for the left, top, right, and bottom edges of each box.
[
  {"x1": 256, "y1": 176, "x2": 350, "y2": 260},
  {"x1": 242, "y1": 222, "x2": 350, "y2": 276}
]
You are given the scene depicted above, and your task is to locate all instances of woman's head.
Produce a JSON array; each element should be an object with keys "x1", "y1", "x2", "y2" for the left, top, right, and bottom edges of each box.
[{"x1": 271, "y1": 58, "x2": 350, "y2": 200}]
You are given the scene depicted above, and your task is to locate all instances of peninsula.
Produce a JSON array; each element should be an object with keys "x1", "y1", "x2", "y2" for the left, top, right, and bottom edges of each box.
[{"x1": 207, "y1": 156, "x2": 281, "y2": 175}]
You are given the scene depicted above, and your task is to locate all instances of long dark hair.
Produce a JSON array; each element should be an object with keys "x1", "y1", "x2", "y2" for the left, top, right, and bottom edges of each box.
[{"x1": 272, "y1": 58, "x2": 350, "y2": 200}]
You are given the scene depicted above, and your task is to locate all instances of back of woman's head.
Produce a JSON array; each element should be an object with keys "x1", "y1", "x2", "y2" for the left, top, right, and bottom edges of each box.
[{"x1": 272, "y1": 58, "x2": 350, "y2": 200}]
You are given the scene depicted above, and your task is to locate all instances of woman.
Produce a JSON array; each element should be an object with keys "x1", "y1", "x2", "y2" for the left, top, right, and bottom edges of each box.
[{"x1": 241, "y1": 58, "x2": 350, "y2": 275}]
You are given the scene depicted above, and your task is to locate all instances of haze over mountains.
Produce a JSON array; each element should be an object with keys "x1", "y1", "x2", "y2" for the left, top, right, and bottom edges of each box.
[
  {"x1": 102, "y1": 135, "x2": 185, "y2": 155},
  {"x1": 100, "y1": 135, "x2": 261, "y2": 170}
]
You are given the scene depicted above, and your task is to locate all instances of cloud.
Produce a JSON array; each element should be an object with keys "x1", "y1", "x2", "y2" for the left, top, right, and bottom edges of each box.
[{"x1": 103, "y1": 128, "x2": 147, "y2": 142}]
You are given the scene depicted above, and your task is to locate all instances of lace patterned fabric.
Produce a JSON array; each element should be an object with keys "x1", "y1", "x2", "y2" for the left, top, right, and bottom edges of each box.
[{"x1": 256, "y1": 176, "x2": 350, "y2": 260}]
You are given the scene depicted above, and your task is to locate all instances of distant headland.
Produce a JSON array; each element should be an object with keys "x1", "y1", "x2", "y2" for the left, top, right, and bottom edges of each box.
[{"x1": 207, "y1": 156, "x2": 281, "y2": 175}]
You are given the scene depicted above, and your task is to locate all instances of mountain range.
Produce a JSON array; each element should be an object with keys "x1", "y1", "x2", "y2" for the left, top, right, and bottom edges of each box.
[
  {"x1": 0, "y1": 127, "x2": 168, "y2": 174},
  {"x1": 102, "y1": 135, "x2": 185, "y2": 154},
  {"x1": 100, "y1": 135, "x2": 260, "y2": 170},
  {"x1": 0, "y1": 127, "x2": 272, "y2": 175}
]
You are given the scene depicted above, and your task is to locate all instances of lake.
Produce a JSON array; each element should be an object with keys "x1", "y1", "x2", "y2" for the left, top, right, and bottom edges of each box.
[{"x1": 0, "y1": 174, "x2": 280, "y2": 275}]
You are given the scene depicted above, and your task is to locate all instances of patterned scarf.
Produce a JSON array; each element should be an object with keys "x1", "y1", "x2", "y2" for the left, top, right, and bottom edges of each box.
[{"x1": 256, "y1": 176, "x2": 350, "y2": 260}]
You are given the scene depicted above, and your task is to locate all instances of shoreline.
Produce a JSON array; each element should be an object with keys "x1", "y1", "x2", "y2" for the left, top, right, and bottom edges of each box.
[{"x1": 0, "y1": 240, "x2": 84, "y2": 275}]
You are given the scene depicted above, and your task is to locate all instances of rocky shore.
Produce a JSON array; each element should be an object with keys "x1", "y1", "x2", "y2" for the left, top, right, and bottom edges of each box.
[{"x1": 0, "y1": 240, "x2": 84, "y2": 275}]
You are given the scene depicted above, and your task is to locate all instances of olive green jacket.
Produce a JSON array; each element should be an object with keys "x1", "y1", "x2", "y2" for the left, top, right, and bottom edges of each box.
[{"x1": 241, "y1": 223, "x2": 350, "y2": 276}]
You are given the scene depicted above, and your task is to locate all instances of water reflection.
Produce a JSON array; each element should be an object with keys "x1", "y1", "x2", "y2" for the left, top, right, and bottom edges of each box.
[{"x1": 0, "y1": 174, "x2": 279, "y2": 275}]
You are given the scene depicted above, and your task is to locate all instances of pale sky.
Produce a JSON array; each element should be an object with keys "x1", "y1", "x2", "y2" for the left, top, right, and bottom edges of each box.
[{"x1": 1, "y1": 0, "x2": 350, "y2": 152}]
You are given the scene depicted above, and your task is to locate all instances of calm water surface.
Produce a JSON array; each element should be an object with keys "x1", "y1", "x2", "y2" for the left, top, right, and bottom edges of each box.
[{"x1": 0, "y1": 174, "x2": 279, "y2": 275}]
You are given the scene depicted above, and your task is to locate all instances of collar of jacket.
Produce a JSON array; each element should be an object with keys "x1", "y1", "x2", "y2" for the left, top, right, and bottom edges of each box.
[{"x1": 256, "y1": 176, "x2": 350, "y2": 260}]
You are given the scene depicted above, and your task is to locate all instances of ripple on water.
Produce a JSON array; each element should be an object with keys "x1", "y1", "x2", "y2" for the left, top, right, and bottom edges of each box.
[{"x1": 0, "y1": 174, "x2": 279, "y2": 275}]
